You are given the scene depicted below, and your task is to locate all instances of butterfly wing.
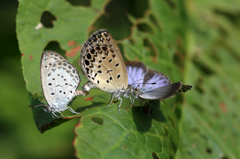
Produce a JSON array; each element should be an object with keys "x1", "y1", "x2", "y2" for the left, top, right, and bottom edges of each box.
[
  {"x1": 143, "y1": 69, "x2": 171, "y2": 90},
  {"x1": 125, "y1": 61, "x2": 147, "y2": 88},
  {"x1": 139, "y1": 67, "x2": 192, "y2": 99},
  {"x1": 80, "y1": 29, "x2": 128, "y2": 93},
  {"x1": 175, "y1": 84, "x2": 193, "y2": 95},
  {"x1": 139, "y1": 82, "x2": 182, "y2": 99},
  {"x1": 40, "y1": 50, "x2": 81, "y2": 110}
]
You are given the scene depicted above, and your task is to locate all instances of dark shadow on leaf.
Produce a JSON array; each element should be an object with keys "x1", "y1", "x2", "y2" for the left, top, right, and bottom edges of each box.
[
  {"x1": 28, "y1": 91, "x2": 80, "y2": 133},
  {"x1": 132, "y1": 105, "x2": 152, "y2": 133},
  {"x1": 148, "y1": 100, "x2": 167, "y2": 122},
  {"x1": 132, "y1": 100, "x2": 166, "y2": 133},
  {"x1": 76, "y1": 101, "x2": 106, "y2": 112}
]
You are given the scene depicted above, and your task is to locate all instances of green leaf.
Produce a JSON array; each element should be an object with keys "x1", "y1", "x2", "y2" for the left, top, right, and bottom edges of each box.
[
  {"x1": 74, "y1": 99, "x2": 178, "y2": 159},
  {"x1": 16, "y1": 0, "x2": 108, "y2": 132}
]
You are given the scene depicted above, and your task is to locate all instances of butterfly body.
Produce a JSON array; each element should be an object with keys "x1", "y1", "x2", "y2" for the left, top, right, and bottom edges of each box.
[{"x1": 34, "y1": 50, "x2": 84, "y2": 118}]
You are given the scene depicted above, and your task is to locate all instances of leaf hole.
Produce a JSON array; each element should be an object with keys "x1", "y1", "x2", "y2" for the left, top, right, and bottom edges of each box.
[
  {"x1": 152, "y1": 152, "x2": 159, "y2": 159},
  {"x1": 206, "y1": 148, "x2": 212, "y2": 154},
  {"x1": 40, "y1": 11, "x2": 56, "y2": 28},
  {"x1": 137, "y1": 23, "x2": 153, "y2": 34},
  {"x1": 66, "y1": 0, "x2": 90, "y2": 6},
  {"x1": 91, "y1": 117, "x2": 104, "y2": 125},
  {"x1": 44, "y1": 41, "x2": 65, "y2": 55},
  {"x1": 167, "y1": 115, "x2": 175, "y2": 128},
  {"x1": 143, "y1": 38, "x2": 156, "y2": 57},
  {"x1": 163, "y1": 125, "x2": 169, "y2": 138},
  {"x1": 192, "y1": 59, "x2": 214, "y2": 75}
]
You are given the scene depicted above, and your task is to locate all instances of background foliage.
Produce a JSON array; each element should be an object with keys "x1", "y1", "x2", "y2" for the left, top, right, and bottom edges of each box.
[{"x1": 0, "y1": 0, "x2": 239, "y2": 158}]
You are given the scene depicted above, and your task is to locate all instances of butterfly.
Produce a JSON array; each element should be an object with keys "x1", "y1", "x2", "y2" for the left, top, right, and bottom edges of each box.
[
  {"x1": 31, "y1": 50, "x2": 84, "y2": 118},
  {"x1": 125, "y1": 61, "x2": 193, "y2": 104},
  {"x1": 80, "y1": 29, "x2": 131, "y2": 113}
]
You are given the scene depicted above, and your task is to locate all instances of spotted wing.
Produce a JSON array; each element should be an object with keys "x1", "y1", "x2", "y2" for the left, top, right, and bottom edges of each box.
[
  {"x1": 80, "y1": 29, "x2": 128, "y2": 93},
  {"x1": 40, "y1": 50, "x2": 81, "y2": 109},
  {"x1": 175, "y1": 85, "x2": 193, "y2": 95},
  {"x1": 125, "y1": 61, "x2": 147, "y2": 88}
]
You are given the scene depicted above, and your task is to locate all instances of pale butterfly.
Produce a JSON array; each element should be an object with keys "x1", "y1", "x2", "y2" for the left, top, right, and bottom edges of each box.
[
  {"x1": 80, "y1": 29, "x2": 131, "y2": 113},
  {"x1": 125, "y1": 61, "x2": 193, "y2": 104},
  {"x1": 31, "y1": 50, "x2": 84, "y2": 118}
]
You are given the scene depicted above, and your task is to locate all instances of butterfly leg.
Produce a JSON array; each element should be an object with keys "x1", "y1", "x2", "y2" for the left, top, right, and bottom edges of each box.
[
  {"x1": 29, "y1": 104, "x2": 49, "y2": 108},
  {"x1": 117, "y1": 97, "x2": 123, "y2": 114},
  {"x1": 146, "y1": 102, "x2": 152, "y2": 118},
  {"x1": 67, "y1": 106, "x2": 80, "y2": 114},
  {"x1": 106, "y1": 95, "x2": 115, "y2": 108},
  {"x1": 74, "y1": 90, "x2": 85, "y2": 97},
  {"x1": 131, "y1": 96, "x2": 138, "y2": 106},
  {"x1": 60, "y1": 112, "x2": 64, "y2": 117},
  {"x1": 123, "y1": 93, "x2": 132, "y2": 106},
  {"x1": 129, "y1": 96, "x2": 132, "y2": 104},
  {"x1": 52, "y1": 112, "x2": 60, "y2": 118}
]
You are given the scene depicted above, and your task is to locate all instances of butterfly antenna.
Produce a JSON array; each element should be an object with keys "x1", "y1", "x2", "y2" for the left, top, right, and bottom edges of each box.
[
  {"x1": 117, "y1": 97, "x2": 123, "y2": 114},
  {"x1": 29, "y1": 104, "x2": 49, "y2": 108}
]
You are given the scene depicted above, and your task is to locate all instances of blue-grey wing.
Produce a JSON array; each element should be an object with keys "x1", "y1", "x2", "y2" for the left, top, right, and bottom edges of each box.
[
  {"x1": 125, "y1": 61, "x2": 147, "y2": 88},
  {"x1": 139, "y1": 82, "x2": 182, "y2": 99},
  {"x1": 143, "y1": 69, "x2": 171, "y2": 90}
]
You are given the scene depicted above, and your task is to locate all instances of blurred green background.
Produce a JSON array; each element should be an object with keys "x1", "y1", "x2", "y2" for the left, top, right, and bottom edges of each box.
[{"x1": 2, "y1": 0, "x2": 240, "y2": 158}]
